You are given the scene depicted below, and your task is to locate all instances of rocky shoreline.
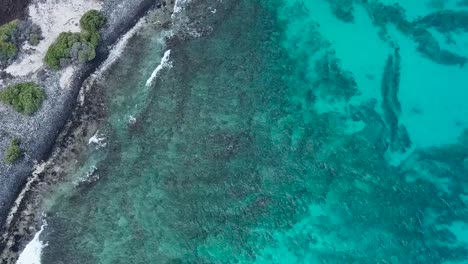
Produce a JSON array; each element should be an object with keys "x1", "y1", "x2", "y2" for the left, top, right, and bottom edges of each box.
[
  {"x1": 1, "y1": 0, "x2": 266, "y2": 261},
  {"x1": 0, "y1": 0, "x2": 31, "y2": 25},
  {"x1": 0, "y1": 0, "x2": 164, "y2": 262}
]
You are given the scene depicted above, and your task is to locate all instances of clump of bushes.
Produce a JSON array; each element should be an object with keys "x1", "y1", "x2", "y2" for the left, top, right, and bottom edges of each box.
[
  {"x1": 0, "y1": 19, "x2": 42, "y2": 63},
  {"x1": 80, "y1": 10, "x2": 107, "y2": 32},
  {"x1": 45, "y1": 10, "x2": 106, "y2": 70},
  {"x1": 0, "y1": 20, "x2": 20, "y2": 62},
  {"x1": 4, "y1": 138, "x2": 22, "y2": 164},
  {"x1": 0, "y1": 82, "x2": 45, "y2": 115},
  {"x1": 44, "y1": 32, "x2": 98, "y2": 69}
]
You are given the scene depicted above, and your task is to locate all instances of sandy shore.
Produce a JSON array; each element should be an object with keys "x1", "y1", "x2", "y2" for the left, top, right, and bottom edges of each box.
[
  {"x1": 0, "y1": 0, "x2": 162, "y2": 262},
  {"x1": 5, "y1": 0, "x2": 103, "y2": 77}
]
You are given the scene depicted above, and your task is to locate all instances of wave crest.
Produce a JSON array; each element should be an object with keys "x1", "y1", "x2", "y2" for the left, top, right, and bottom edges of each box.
[{"x1": 146, "y1": 50, "x2": 173, "y2": 87}]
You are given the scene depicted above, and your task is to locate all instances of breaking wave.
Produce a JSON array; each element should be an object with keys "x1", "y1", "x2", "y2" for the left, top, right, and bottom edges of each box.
[{"x1": 145, "y1": 50, "x2": 172, "y2": 87}]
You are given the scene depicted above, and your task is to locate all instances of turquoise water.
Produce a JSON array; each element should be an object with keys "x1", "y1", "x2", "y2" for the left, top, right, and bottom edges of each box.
[{"x1": 38, "y1": 0, "x2": 468, "y2": 263}]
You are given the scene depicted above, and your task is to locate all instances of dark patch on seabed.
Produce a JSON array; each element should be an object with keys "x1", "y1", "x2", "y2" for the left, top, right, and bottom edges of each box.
[
  {"x1": 20, "y1": 0, "x2": 468, "y2": 263},
  {"x1": 380, "y1": 47, "x2": 411, "y2": 153}
]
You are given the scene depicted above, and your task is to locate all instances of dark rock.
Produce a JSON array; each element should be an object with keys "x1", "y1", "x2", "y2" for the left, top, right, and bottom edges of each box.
[{"x1": 0, "y1": 0, "x2": 30, "y2": 25}]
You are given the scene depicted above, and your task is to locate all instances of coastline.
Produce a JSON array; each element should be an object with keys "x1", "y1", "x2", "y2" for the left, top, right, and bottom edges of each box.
[
  {"x1": 2, "y1": 0, "x2": 468, "y2": 262},
  {"x1": 1, "y1": 0, "x2": 236, "y2": 261},
  {"x1": 0, "y1": 0, "x2": 163, "y2": 262}
]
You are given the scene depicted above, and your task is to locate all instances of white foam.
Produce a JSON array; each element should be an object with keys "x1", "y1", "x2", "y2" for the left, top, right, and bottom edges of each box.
[
  {"x1": 6, "y1": 0, "x2": 102, "y2": 77},
  {"x1": 16, "y1": 221, "x2": 47, "y2": 264},
  {"x1": 172, "y1": 0, "x2": 191, "y2": 17},
  {"x1": 95, "y1": 17, "x2": 147, "y2": 76},
  {"x1": 146, "y1": 50, "x2": 172, "y2": 87},
  {"x1": 88, "y1": 131, "x2": 107, "y2": 149},
  {"x1": 172, "y1": 0, "x2": 198, "y2": 37},
  {"x1": 74, "y1": 165, "x2": 99, "y2": 185},
  {"x1": 128, "y1": 115, "x2": 137, "y2": 124}
]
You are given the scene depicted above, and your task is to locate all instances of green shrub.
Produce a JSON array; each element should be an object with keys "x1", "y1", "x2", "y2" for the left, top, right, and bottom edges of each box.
[
  {"x1": 0, "y1": 20, "x2": 18, "y2": 41},
  {"x1": 4, "y1": 138, "x2": 22, "y2": 164},
  {"x1": 45, "y1": 32, "x2": 81, "y2": 69},
  {"x1": 0, "y1": 20, "x2": 19, "y2": 61},
  {"x1": 29, "y1": 33, "x2": 41, "y2": 46},
  {"x1": 0, "y1": 41, "x2": 17, "y2": 59},
  {"x1": 45, "y1": 10, "x2": 105, "y2": 69},
  {"x1": 80, "y1": 30, "x2": 100, "y2": 47},
  {"x1": 77, "y1": 42, "x2": 96, "y2": 63},
  {"x1": 0, "y1": 82, "x2": 45, "y2": 115},
  {"x1": 0, "y1": 19, "x2": 42, "y2": 61},
  {"x1": 80, "y1": 10, "x2": 106, "y2": 32}
]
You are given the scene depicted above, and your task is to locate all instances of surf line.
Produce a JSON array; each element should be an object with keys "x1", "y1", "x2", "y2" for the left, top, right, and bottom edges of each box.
[{"x1": 146, "y1": 49, "x2": 173, "y2": 87}]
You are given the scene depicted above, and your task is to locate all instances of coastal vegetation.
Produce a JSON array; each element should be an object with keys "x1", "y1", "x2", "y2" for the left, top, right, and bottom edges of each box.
[
  {"x1": 45, "y1": 10, "x2": 106, "y2": 69},
  {"x1": 80, "y1": 10, "x2": 107, "y2": 32},
  {"x1": 0, "y1": 82, "x2": 45, "y2": 115},
  {"x1": 0, "y1": 19, "x2": 42, "y2": 63},
  {"x1": 0, "y1": 20, "x2": 18, "y2": 61},
  {"x1": 4, "y1": 138, "x2": 22, "y2": 164}
]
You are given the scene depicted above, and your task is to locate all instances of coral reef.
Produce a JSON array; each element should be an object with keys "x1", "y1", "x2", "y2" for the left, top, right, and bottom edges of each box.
[
  {"x1": 314, "y1": 52, "x2": 358, "y2": 101},
  {"x1": 363, "y1": 1, "x2": 467, "y2": 66}
]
